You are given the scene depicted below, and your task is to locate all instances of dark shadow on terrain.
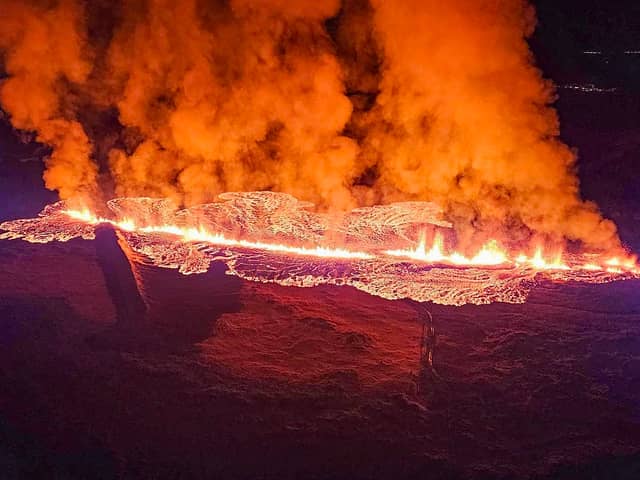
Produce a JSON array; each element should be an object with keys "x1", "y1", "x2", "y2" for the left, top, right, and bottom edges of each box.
[
  {"x1": 88, "y1": 225, "x2": 243, "y2": 351},
  {"x1": 136, "y1": 258, "x2": 243, "y2": 347},
  {"x1": 94, "y1": 226, "x2": 147, "y2": 327}
]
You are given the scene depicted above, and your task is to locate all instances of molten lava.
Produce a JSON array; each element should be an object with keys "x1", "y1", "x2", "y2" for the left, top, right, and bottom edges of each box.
[
  {"x1": 63, "y1": 208, "x2": 375, "y2": 261},
  {"x1": 1, "y1": 193, "x2": 638, "y2": 306},
  {"x1": 384, "y1": 232, "x2": 636, "y2": 273},
  {"x1": 62, "y1": 208, "x2": 638, "y2": 273},
  {"x1": 385, "y1": 232, "x2": 510, "y2": 267}
]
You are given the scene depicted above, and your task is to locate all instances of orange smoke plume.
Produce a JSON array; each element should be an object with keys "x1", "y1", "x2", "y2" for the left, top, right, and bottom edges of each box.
[
  {"x1": 104, "y1": 0, "x2": 357, "y2": 208},
  {"x1": 361, "y1": 0, "x2": 619, "y2": 251},
  {"x1": 0, "y1": 0, "x2": 623, "y2": 253},
  {"x1": 0, "y1": 0, "x2": 97, "y2": 201}
]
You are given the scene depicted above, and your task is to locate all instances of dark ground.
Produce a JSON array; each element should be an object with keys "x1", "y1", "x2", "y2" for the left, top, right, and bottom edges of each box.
[
  {"x1": 1, "y1": 223, "x2": 640, "y2": 480},
  {"x1": 2, "y1": 9, "x2": 640, "y2": 479}
]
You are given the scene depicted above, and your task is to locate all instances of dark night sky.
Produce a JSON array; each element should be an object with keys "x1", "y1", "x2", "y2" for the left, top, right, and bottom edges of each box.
[
  {"x1": 534, "y1": 0, "x2": 640, "y2": 50},
  {"x1": 531, "y1": 0, "x2": 640, "y2": 90}
]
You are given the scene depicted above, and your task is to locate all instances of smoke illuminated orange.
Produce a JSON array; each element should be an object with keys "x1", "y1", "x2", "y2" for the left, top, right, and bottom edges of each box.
[{"x1": 0, "y1": 0, "x2": 625, "y2": 254}]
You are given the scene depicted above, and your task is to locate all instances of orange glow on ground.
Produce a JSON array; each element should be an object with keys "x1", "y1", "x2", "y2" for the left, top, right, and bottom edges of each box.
[
  {"x1": 63, "y1": 209, "x2": 640, "y2": 274},
  {"x1": 384, "y1": 231, "x2": 638, "y2": 273},
  {"x1": 63, "y1": 209, "x2": 375, "y2": 260}
]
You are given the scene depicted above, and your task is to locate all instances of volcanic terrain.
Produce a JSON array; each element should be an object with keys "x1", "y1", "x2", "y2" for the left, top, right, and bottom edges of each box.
[
  {"x1": 1, "y1": 98, "x2": 640, "y2": 480},
  {"x1": 2, "y1": 14, "x2": 640, "y2": 480}
]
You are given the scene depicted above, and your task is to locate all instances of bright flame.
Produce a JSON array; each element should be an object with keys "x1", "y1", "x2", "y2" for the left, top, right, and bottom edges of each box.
[
  {"x1": 581, "y1": 264, "x2": 602, "y2": 271},
  {"x1": 385, "y1": 232, "x2": 509, "y2": 266},
  {"x1": 63, "y1": 209, "x2": 374, "y2": 260},
  {"x1": 61, "y1": 209, "x2": 640, "y2": 274},
  {"x1": 398, "y1": 231, "x2": 447, "y2": 263},
  {"x1": 469, "y1": 240, "x2": 508, "y2": 266},
  {"x1": 521, "y1": 247, "x2": 570, "y2": 271},
  {"x1": 384, "y1": 231, "x2": 638, "y2": 273}
]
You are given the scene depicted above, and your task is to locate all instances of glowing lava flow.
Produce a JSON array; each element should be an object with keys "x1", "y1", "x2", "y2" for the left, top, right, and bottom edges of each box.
[
  {"x1": 385, "y1": 232, "x2": 509, "y2": 266},
  {"x1": 65, "y1": 208, "x2": 639, "y2": 274},
  {"x1": 384, "y1": 232, "x2": 639, "y2": 273},
  {"x1": 1, "y1": 195, "x2": 639, "y2": 306},
  {"x1": 63, "y1": 209, "x2": 375, "y2": 260}
]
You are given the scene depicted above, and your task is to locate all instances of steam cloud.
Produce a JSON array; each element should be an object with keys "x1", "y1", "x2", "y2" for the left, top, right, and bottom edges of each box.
[{"x1": 0, "y1": 0, "x2": 621, "y2": 252}]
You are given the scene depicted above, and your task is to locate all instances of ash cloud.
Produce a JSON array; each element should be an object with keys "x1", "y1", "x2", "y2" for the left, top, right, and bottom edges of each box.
[
  {"x1": 0, "y1": 0, "x2": 97, "y2": 200},
  {"x1": 0, "y1": 0, "x2": 622, "y2": 252}
]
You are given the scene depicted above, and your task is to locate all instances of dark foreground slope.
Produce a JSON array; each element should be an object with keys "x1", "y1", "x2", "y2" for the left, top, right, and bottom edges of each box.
[
  {"x1": 0, "y1": 227, "x2": 639, "y2": 479},
  {"x1": 2, "y1": 50, "x2": 640, "y2": 480}
]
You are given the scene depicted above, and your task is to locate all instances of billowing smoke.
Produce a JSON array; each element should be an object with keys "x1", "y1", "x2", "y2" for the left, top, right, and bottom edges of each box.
[
  {"x1": 0, "y1": 0, "x2": 97, "y2": 200},
  {"x1": 104, "y1": 0, "x2": 358, "y2": 209},
  {"x1": 0, "y1": 0, "x2": 622, "y2": 252},
  {"x1": 360, "y1": 0, "x2": 619, "y2": 250}
]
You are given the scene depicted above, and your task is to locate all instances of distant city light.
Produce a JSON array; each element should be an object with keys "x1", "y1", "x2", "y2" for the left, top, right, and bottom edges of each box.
[
  {"x1": 583, "y1": 50, "x2": 640, "y2": 55},
  {"x1": 559, "y1": 83, "x2": 617, "y2": 93}
]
